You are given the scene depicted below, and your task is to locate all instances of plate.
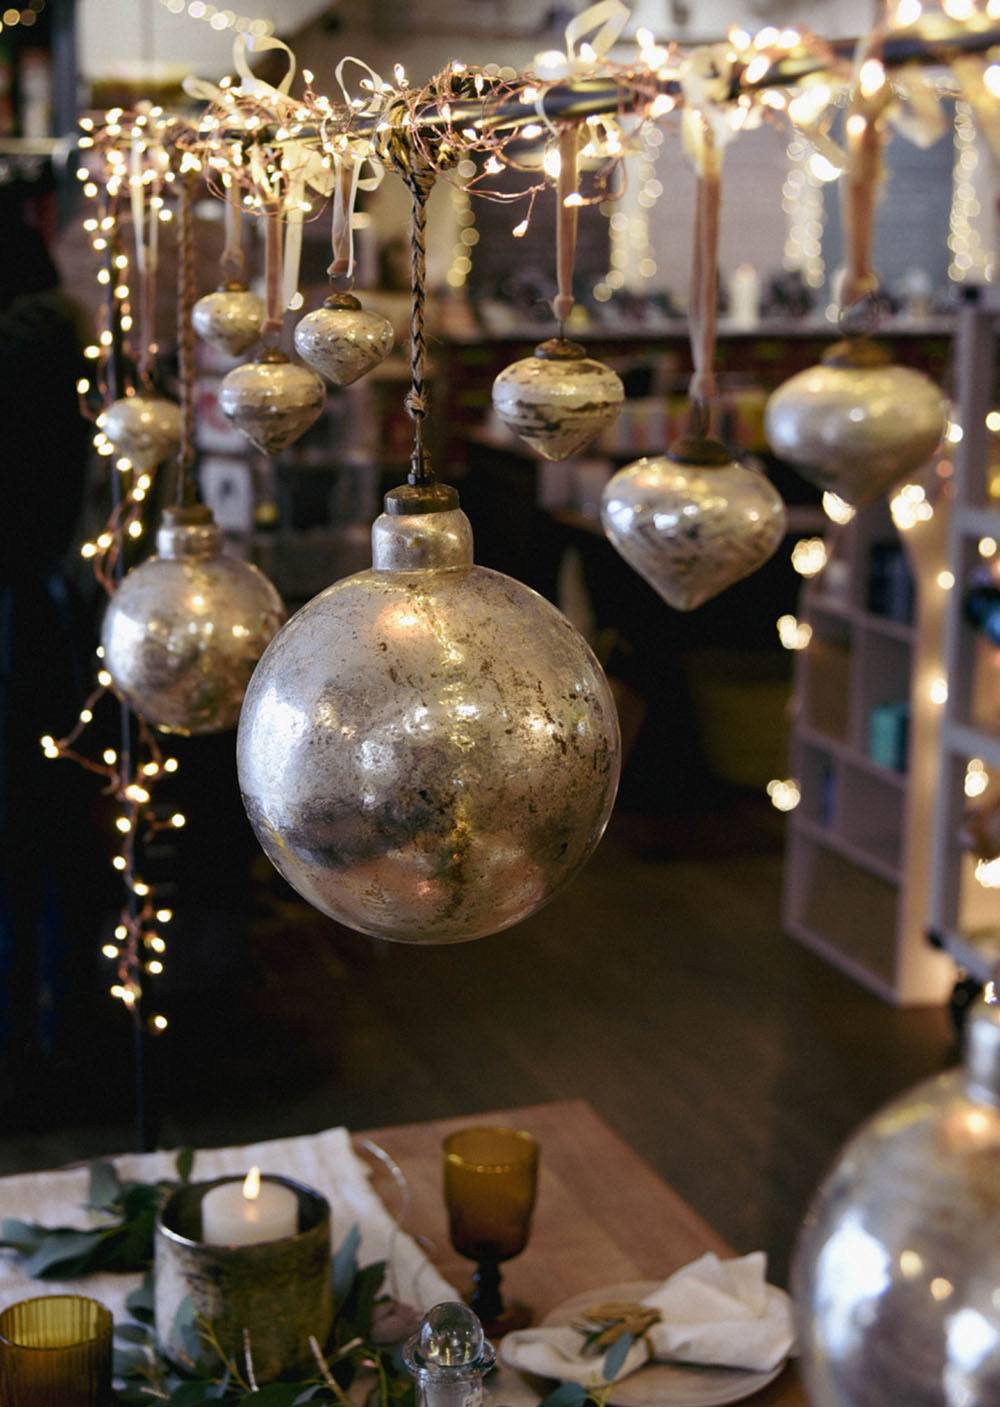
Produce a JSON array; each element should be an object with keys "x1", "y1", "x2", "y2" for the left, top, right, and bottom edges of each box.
[{"x1": 500, "y1": 1280, "x2": 788, "y2": 1407}]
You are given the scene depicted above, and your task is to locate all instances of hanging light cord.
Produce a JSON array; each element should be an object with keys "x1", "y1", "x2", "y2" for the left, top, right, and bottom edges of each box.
[
  {"x1": 175, "y1": 171, "x2": 199, "y2": 507},
  {"x1": 402, "y1": 164, "x2": 436, "y2": 487}
]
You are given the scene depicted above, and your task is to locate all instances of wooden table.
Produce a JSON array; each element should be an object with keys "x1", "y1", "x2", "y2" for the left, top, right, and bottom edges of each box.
[{"x1": 361, "y1": 1099, "x2": 805, "y2": 1406}]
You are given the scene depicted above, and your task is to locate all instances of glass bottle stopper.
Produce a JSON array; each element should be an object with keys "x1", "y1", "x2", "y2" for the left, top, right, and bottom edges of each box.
[{"x1": 403, "y1": 1302, "x2": 496, "y2": 1407}]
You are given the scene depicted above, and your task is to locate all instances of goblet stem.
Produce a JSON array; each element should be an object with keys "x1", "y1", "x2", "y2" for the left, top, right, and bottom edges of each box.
[{"x1": 470, "y1": 1257, "x2": 503, "y2": 1329}]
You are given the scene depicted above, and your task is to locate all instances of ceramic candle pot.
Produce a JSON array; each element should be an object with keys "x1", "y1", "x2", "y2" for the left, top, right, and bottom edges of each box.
[
  {"x1": 601, "y1": 437, "x2": 787, "y2": 611},
  {"x1": 192, "y1": 281, "x2": 266, "y2": 358},
  {"x1": 294, "y1": 290, "x2": 394, "y2": 386},
  {"x1": 764, "y1": 337, "x2": 946, "y2": 507},
  {"x1": 218, "y1": 348, "x2": 326, "y2": 456},
  {"x1": 102, "y1": 393, "x2": 182, "y2": 471},
  {"x1": 491, "y1": 338, "x2": 624, "y2": 461}
]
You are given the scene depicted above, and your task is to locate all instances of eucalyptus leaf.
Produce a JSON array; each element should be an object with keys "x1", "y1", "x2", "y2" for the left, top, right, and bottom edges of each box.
[
  {"x1": 332, "y1": 1224, "x2": 361, "y2": 1302},
  {"x1": 22, "y1": 1228, "x2": 109, "y2": 1277},
  {"x1": 0, "y1": 1218, "x2": 48, "y2": 1252},
  {"x1": 160, "y1": 1382, "x2": 227, "y2": 1404},
  {"x1": 538, "y1": 1383, "x2": 592, "y2": 1407},
  {"x1": 176, "y1": 1146, "x2": 195, "y2": 1182},
  {"x1": 250, "y1": 1385, "x2": 319, "y2": 1405},
  {"x1": 87, "y1": 1159, "x2": 123, "y2": 1211},
  {"x1": 603, "y1": 1329, "x2": 634, "y2": 1382},
  {"x1": 126, "y1": 1277, "x2": 156, "y2": 1320},
  {"x1": 115, "y1": 1322, "x2": 156, "y2": 1345}
]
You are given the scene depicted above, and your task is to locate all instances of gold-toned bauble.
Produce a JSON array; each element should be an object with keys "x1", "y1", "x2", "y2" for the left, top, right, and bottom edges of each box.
[
  {"x1": 217, "y1": 348, "x2": 325, "y2": 456},
  {"x1": 236, "y1": 483, "x2": 621, "y2": 944},
  {"x1": 601, "y1": 437, "x2": 787, "y2": 611},
  {"x1": 191, "y1": 281, "x2": 266, "y2": 358},
  {"x1": 293, "y1": 290, "x2": 395, "y2": 386},
  {"x1": 764, "y1": 337, "x2": 946, "y2": 507},
  {"x1": 102, "y1": 393, "x2": 182, "y2": 471},
  {"x1": 101, "y1": 505, "x2": 286, "y2": 734},
  {"x1": 792, "y1": 996, "x2": 1000, "y2": 1406},
  {"x1": 491, "y1": 337, "x2": 624, "y2": 461}
]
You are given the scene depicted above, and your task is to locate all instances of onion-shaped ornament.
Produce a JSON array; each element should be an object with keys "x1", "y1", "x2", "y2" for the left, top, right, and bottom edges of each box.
[
  {"x1": 792, "y1": 995, "x2": 1000, "y2": 1406},
  {"x1": 293, "y1": 289, "x2": 394, "y2": 386},
  {"x1": 103, "y1": 393, "x2": 182, "y2": 471},
  {"x1": 491, "y1": 337, "x2": 624, "y2": 461},
  {"x1": 191, "y1": 280, "x2": 266, "y2": 358},
  {"x1": 237, "y1": 481, "x2": 621, "y2": 944},
  {"x1": 101, "y1": 504, "x2": 286, "y2": 735},
  {"x1": 601, "y1": 436, "x2": 787, "y2": 611},
  {"x1": 217, "y1": 348, "x2": 325, "y2": 456},
  {"x1": 764, "y1": 337, "x2": 946, "y2": 507}
]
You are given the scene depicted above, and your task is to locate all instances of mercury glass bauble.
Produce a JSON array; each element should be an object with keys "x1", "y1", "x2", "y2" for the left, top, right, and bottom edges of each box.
[
  {"x1": 236, "y1": 482, "x2": 621, "y2": 944},
  {"x1": 293, "y1": 290, "x2": 394, "y2": 386},
  {"x1": 217, "y1": 348, "x2": 326, "y2": 456},
  {"x1": 491, "y1": 338, "x2": 624, "y2": 460},
  {"x1": 191, "y1": 281, "x2": 266, "y2": 358},
  {"x1": 600, "y1": 436, "x2": 787, "y2": 611},
  {"x1": 102, "y1": 393, "x2": 182, "y2": 471},
  {"x1": 101, "y1": 505, "x2": 286, "y2": 734},
  {"x1": 764, "y1": 337, "x2": 946, "y2": 507},
  {"x1": 792, "y1": 996, "x2": 1000, "y2": 1406}
]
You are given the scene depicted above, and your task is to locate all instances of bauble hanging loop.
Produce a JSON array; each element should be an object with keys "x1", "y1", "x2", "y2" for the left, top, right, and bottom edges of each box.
[
  {"x1": 764, "y1": 336, "x2": 946, "y2": 507},
  {"x1": 293, "y1": 289, "x2": 395, "y2": 386},
  {"x1": 491, "y1": 338, "x2": 624, "y2": 461},
  {"x1": 191, "y1": 280, "x2": 266, "y2": 358},
  {"x1": 101, "y1": 504, "x2": 286, "y2": 735},
  {"x1": 236, "y1": 486, "x2": 621, "y2": 944},
  {"x1": 601, "y1": 435, "x2": 787, "y2": 611},
  {"x1": 102, "y1": 393, "x2": 182, "y2": 472},
  {"x1": 217, "y1": 346, "x2": 326, "y2": 456}
]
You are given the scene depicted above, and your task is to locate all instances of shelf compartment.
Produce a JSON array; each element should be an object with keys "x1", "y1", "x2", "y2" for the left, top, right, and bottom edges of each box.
[
  {"x1": 801, "y1": 628, "x2": 852, "y2": 744},
  {"x1": 837, "y1": 761, "x2": 907, "y2": 875}
]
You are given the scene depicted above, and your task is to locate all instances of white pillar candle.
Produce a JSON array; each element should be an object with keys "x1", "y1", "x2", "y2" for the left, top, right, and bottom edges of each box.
[{"x1": 200, "y1": 1167, "x2": 299, "y2": 1246}]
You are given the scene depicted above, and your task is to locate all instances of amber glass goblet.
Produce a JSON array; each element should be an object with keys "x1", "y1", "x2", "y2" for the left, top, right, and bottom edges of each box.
[{"x1": 443, "y1": 1126, "x2": 539, "y2": 1336}]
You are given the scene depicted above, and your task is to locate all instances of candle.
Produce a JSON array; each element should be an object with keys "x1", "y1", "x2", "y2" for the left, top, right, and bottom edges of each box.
[{"x1": 200, "y1": 1168, "x2": 299, "y2": 1246}]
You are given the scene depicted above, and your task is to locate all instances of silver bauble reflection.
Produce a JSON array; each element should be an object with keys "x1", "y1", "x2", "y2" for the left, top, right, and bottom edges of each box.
[
  {"x1": 764, "y1": 337, "x2": 946, "y2": 507},
  {"x1": 792, "y1": 997, "x2": 1000, "y2": 1406},
  {"x1": 236, "y1": 484, "x2": 621, "y2": 944},
  {"x1": 601, "y1": 437, "x2": 787, "y2": 611},
  {"x1": 191, "y1": 281, "x2": 266, "y2": 358},
  {"x1": 218, "y1": 348, "x2": 326, "y2": 456},
  {"x1": 103, "y1": 393, "x2": 182, "y2": 471},
  {"x1": 491, "y1": 337, "x2": 624, "y2": 460},
  {"x1": 293, "y1": 290, "x2": 394, "y2": 386},
  {"x1": 101, "y1": 505, "x2": 286, "y2": 734}
]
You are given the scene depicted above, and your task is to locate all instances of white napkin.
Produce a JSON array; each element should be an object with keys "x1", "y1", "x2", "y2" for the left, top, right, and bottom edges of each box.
[
  {"x1": 0, "y1": 1127, "x2": 456, "y2": 1326},
  {"x1": 502, "y1": 1252, "x2": 795, "y2": 1386}
]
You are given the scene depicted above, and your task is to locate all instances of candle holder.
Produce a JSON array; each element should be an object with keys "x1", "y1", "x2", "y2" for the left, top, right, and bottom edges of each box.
[{"x1": 154, "y1": 1176, "x2": 333, "y2": 1383}]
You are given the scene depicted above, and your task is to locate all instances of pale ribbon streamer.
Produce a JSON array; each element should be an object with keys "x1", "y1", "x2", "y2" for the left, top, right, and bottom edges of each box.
[
  {"x1": 532, "y1": 0, "x2": 630, "y2": 80},
  {"x1": 325, "y1": 56, "x2": 387, "y2": 282}
]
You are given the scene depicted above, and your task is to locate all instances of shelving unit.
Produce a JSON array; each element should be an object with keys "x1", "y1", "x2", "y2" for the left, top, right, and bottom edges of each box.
[
  {"x1": 783, "y1": 485, "x2": 956, "y2": 1005},
  {"x1": 927, "y1": 286, "x2": 1000, "y2": 984}
]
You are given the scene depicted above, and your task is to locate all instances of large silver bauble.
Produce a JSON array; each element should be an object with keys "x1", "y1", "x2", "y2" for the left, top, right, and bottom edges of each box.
[
  {"x1": 491, "y1": 337, "x2": 624, "y2": 461},
  {"x1": 218, "y1": 348, "x2": 325, "y2": 456},
  {"x1": 601, "y1": 437, "x2": 787, "y2": 611},
  {"x1": 792, "y1": 996, "x2": 1000, "y2": 1406},
  {"x1": 764, "y1": 337, "x2": 946, "y2": 507},
  {"x1": 101, "y1": 505, "x2": 286, "y2": 734},
  {"x1": 293, "y1": 290, "x2": 394, "y2": 386},
  {"x1": 191, "y1": 281, "x2": 266, "y2": 358},
  {"x1": 236, "y1": 484, "x2": 621, "y2": 944},
  {"x1": 102, "y1": 393, "x2": 182, "y2": 471}
]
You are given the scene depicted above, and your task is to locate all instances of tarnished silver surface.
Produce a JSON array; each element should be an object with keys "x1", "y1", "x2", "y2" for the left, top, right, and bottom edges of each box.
[
  {"x1": 101, "y1": 506, "x2": 286, "y2": 735},
  {"x1": 237, "y1": 501, "x2": 621, "y2": 944},
  {"x1": 764, "y1": 341, "x2": 946, "y2": 506},
  {"x1": 218, "y1": 349, "x2": 326, "y2": 456},
  {"x1": 191, "y1": 281, "x2": 266, "y2": 357},
  {"x1": 102, "y1": 393, "x2": 182, "y2": 471},
  {"x1": 155, "y1": 1177, "x2": 333, "y2": 1382},
  {"x1": 792, "y1": 997, "x2": 1000, "y2": 1406},
  {"x1": 601, "y1": 444, "x2": 787, "y2": 611},
  {"x1": 294, "y1": 292, "x2": 394, "y2": 386},
  {"x1": 491, "y1": 338, "x2": 624, "y2": 461}
]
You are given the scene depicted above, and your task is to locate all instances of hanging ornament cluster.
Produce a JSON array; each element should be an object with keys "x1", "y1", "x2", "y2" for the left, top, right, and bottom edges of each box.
[
  {"x1": 764, "y1": 49, "x2": 946, "y2": 507},
  {"x1": 602, "y1": 113, "x2": 786, "y2": 611},
  {"x1": 192, "y1": 281, "x2": 267, "y2": 358},
  {"x1": 294, "y1": 288, "x2": 394, "y2": 386},
  {"x1": 218, "y1": 347, "x2": 326, "y2": 455},
  {"x1": 102, "y1": 504, "x2": 287, "y2": 735},
  {"x1": 793, "y1": 994, "x2": 1000, "y2": 1405}
]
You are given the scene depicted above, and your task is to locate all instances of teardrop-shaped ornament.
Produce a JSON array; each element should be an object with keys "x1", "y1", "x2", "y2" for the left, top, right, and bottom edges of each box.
[
  {"x1": 191, "y1": 280, "x2": 266, "y2": 358},
  {"x1": 601, "y1": 436, "x2": 787, "y2": 611},
  {"x1": 491, "y1": 338, "x2": 623, "y2": 461},
  {"x1": 293, "y1": 290, "x2": 394, "y2": 386},
  {"x1": 764, "y1": 337, "x2": 946, "y2": 507},
  {"x1": 102, "y1": 393, "x2": 182, "y2": 471},
  {"x1": 217, "y1": 348, "x2": 326, "y2": 456}
]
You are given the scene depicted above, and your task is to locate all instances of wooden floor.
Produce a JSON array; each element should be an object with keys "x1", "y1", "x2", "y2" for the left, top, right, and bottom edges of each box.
[{"x1": 0, "y1": 785, "x2": 955, "y2": 1289}]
